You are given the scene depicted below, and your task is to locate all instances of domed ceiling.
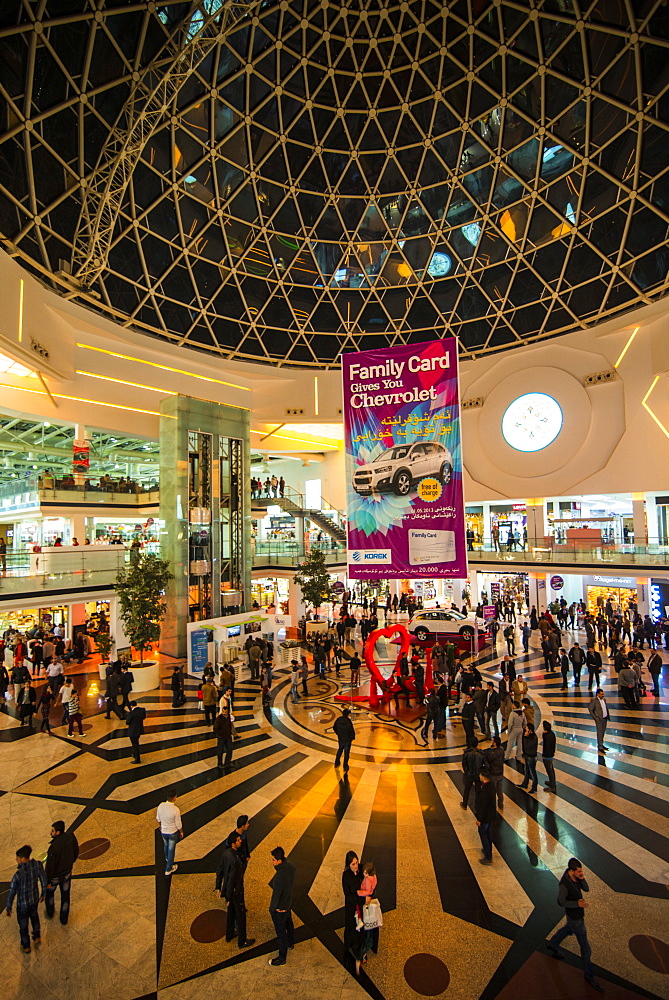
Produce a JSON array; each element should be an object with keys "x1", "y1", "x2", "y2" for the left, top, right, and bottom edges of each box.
[{"x1": 0, "y1": 0, "x2": 668, "y2": 367}]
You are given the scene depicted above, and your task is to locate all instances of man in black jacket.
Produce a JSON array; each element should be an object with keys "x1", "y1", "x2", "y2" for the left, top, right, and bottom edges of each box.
[
  {"x1": 546, "y1": 858, "x2": 603, "y2": 992},
  {"x1": 474, "y1": 771, "x2": 497, "y2": 864},
  {"x1": 120, "y1": 664, "x2": 134, "y2": 711},
  {"x1": 460, "y1": 691, "x2": 476, "y2": 745},
  {"x1": 126, "y1": 701, "x2": 146, "y2": 763},
  {"x1": 268, "y1": 846, "x2": 296, "y2": 967},
  {"x1": 460, "y1": 738, "x2": 484, "y2": 809},
  {"x1": 483, "y1": 681, "x2": 500, "y2": 739},
  {"x1": 216, "y1": 832, "x2": 255, "y2": 948},
  {"x1": 586, "y1": 646, "x2": 602, "y2": 690},
  {"x1": 45, "y1": 820, "x2": 79, "y2": 924},
  {"x1": 105, "y1": 663, "x2": 125, "y2": 719},
  {"x1": 484, "y1": 736, "x2": 505, "y2": 808},
  {"x1": 569, "y1": 642, "x2": 586, "y2": 685},
  {"x1": 519, "y1": 722, "x2": 539, "y2": 793},
  {"x1": 333, "y1": 708, "x2": 355, "y2": 772},
  {"x1": 214, "y1": 708, "x2": 234, "y2": 769}
]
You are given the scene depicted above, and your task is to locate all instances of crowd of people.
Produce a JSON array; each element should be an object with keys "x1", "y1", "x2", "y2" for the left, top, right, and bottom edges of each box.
[
  {"x1": 38, "y1": 470, "x2": 156, "y2": 494},
  {"x1": 251, "y1": 475, "x2": 285, "y2": 499}
]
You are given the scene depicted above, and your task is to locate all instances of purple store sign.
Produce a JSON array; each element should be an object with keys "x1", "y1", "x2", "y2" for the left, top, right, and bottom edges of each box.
[{"x1": 342, "y1": 338, "x2": 467, "y2": 579}]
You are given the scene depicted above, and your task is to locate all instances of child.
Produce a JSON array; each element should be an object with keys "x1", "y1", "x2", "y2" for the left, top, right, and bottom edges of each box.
[{"x1": 6, "y1": 844, "x2": 47, "y2": 953}]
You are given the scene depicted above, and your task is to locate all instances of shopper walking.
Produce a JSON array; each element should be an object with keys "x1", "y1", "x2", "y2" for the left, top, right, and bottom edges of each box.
[
  {"x1": 126, "y1": 700, "x2": 146, "y2": 763},
  {"x1": 36, "y1": 686, "x2": 53, "y2": 734},
  {"x1": 219, "y1": 831, "x2": 255, "y2": 948},
  {"x1": 6, "y1": 844, "x2": 47, "y2": 953},
  {"x1": 587, "y1": 688, "x2": 610, "y2": 752},
  {"x1": 475, "y1": 771, "x2": 497, "y2": 865},
  {"x1": 648, "y1": 649, "x2": 663, "y2": 697},
  {"x1": 57, "y1": 676, "x2": 73, "y2": 727},
  {"x1": 569, "y1": 642, "x2": 586, "y2": 686},
  {"x1": 156, "y1": 789, "x2": 183, "y2": 876},
  {"x1": 290, "y1": 660, "x2": 300, "y2": 703},
  {"x1": 268, "y1": 846, "x2": 295, "y2": 967},
  {"x1": 120, "y1": 664, "x2": 134, "y2": 711},
  {"x1": 214, "y1": 706, "x2": 234, "y2": 769},
  {"x1": 202, "y1": 676, "x2": 218, "y2": 725},
  {"x1": 505, "y1": 701, "x2": 525, "y2": 762},
  {"x1": 586, "y1": 646, "x2": 602, "y2": 690},
  {"x1": 547, "y1": 858, "x2": 603, "y2": 992},
  {"x1": 484, "y1": 735, "x2": 505, "y2": 809},
  {"x1": 44, "y1": 820, "x2": 79, "y2": 925},
  {"x1": 542, "y1": 720, "x2": 557, "y2": 792},
  {"x1": 460, "y1": 738, "x2": 484, "y2": 809},
  {"x1": 17, "y1": 679, "x2": 36, "y2": 728},
  {"x1": 519, "y1": 722, "x2": 539, "y2": 793},
  {"x1": 66, "y1": 684, "x2": 84, "y2": 736},
  {"x1": 334, "y1": 707, "x2": 355, "y2": 772},
  {"x1": 461, "y1": 691, "x2": 477, "y2": 745}
]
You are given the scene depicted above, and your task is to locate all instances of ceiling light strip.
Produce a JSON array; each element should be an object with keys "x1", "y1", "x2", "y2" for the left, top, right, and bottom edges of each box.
[
  {"x1": 641, "y1": 376, "x2": 669, "y2": 441},
  {"x1": 76, "y1": 343, "x2": 251, "y2": 391},
  {"x1": 614, "y1": 327, "x2": 639, "y2": 368},
  {"x1": 0, "y1": 381, "x2": 174, "y2": 418},
  {"x1": 76, "y1": 370, "x2": 177, "y2": 395},
  {"x1": 249, "y1": 428, "x2": 339, "y2": 449}
]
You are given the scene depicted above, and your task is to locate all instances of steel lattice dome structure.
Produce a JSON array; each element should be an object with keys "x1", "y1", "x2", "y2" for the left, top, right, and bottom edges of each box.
[{"x1": 1, "y1": 0, "x2": 668, "y2": 367}]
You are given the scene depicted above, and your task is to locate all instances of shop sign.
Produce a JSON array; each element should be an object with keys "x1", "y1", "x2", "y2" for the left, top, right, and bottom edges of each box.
[
  {"x1": 586, "y1": 574, "x2": 637, "y2": 589},
  {"x1": 332, "y1": 581, "x2": 345, "y2": 595},
  {"x1": 482, "y1": 605, "x2": 496, "y2": 621},
  {"x1": 550, "y1": 575, "x2": 564, "y2": 591},
  {"x1": 512, "y1": 504, "x2": 526, "y2": 511},
  {"x1": 190, "y1": 629, "x2": 209, "y2": 674},
  {"x1": 490, "y1": 582, "x2": 501, "y2": 599},
  {"x1": 342, "y1": 337, "x2": 466, "y2": 579}
]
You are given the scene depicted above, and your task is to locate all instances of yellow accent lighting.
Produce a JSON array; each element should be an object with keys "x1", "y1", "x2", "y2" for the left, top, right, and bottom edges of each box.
[
  {"x1": 0, "y1": 381, "x2": 174, "y2": 418},
  {"x1": 18, "y1": 278, "x2": 24, "y2": 343},
  {"x1": 641, "y1": 376, "x2": 669, "y2": 440},
  {"x1": 76, "y1": 343, "x2": 251, "y2": 391},
  {"x1": 614, "y1": 327, "x2": 639, "y2": 368},
  {"x1": 76, "y1": 370, "x2": 177, "y2": 395}
]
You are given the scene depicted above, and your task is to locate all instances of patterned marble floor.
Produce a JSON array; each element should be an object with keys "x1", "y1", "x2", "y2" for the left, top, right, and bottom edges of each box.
[{"x1": 0, "y1": 629, "x2": 667, "y2": 1000}]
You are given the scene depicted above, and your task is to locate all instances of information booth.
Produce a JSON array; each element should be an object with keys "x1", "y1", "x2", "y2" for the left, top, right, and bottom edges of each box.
[{"x1": 186, "y1": 610, "x2": 292, "y2": 679}]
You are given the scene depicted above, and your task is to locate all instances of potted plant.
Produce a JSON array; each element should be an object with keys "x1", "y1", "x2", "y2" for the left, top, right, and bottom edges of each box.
[
  {"x1": 115, "y1": 552, "x2": 173, "y2": 665},
  {"x1": 293, "y1": 548, "x2": 333, "y2": 615},
  {"x1": 95, "y1": 628, "x2": 114, "y2": 681}
]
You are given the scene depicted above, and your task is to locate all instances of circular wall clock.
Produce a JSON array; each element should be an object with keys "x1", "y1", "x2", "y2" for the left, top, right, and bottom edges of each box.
[{"x1": 501, "y1": 392, "x2": 563, "y2": 452}]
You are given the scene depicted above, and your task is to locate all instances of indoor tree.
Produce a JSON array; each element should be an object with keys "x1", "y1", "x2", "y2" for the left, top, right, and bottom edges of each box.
[
  {"x1": 293, "y1": 548, "x2": 333, "y2": 613},
  {"x1": 115, "y1": 552, "x2": 173, "y2": 663},
  {"x1": 95, "y1": 628, "x2": 114, "y2": 665}
]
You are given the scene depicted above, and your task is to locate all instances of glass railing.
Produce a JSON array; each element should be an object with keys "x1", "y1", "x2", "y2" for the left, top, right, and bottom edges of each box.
[
  {"x1": 252, "y1": 538, "x2": 345, "y2": 564},
  {"x1": 251, "y1": 484, "x2": 346, "y2": 530},
  {"x1": 0, "y1": 473, "x2": 159, "y2": 512},
  {"x1": 467, "y1": 539, "x2": 669, "y2": 567},
  {"x1": 0, "y1": 546, "x2": 134, "y2": 595}
]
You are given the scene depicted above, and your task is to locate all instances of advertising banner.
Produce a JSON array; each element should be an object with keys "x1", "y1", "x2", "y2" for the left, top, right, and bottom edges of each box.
[
  {"x1": 342, "y1": 338, "x2": 467, "y2": 578},
  {"x1": 73, "y1": 439, "x2": 90, "y2": 470}
]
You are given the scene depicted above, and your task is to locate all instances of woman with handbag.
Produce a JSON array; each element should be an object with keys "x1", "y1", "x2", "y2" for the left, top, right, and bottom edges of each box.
[
  {"x1": 353, "y1": 862, "x2": 381, "y2": 975},
  {"x1": 342, "y1": 851, "x2": 363, "y2": 960}
]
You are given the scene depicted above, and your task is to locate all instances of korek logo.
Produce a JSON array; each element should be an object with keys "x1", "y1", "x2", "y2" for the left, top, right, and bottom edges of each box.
[{"x1": 349, "y1": 549, "x2": 392, "y2": 564}]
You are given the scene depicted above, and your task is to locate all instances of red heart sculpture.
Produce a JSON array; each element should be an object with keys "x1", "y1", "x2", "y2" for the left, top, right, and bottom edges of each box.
[{"x1": 364, "y1": 624, "x2": 412, "y2": 707}]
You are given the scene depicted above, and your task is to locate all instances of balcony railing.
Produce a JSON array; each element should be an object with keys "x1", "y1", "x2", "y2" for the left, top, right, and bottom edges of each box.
[
  {"x1": 0, "y1": 473, "x2": 159, "y2": 513},
  {"x1": 0, "y1": 546, "x2": 134, "y2": 596},
  {"x1": 252, "y1": 538, "x2": 345, "y2": 566},
  {"x1": 467, "y1": 539, "x2": 669, "y2": 568}
]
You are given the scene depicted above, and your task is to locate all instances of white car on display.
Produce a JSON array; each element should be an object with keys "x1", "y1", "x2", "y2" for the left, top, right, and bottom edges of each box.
[
  {"x1": 352, "y1": 441, "x2": 453, "y2": 497},
  {"x1": 407, "y1": 608, "x2": 486, "y2": 641}
]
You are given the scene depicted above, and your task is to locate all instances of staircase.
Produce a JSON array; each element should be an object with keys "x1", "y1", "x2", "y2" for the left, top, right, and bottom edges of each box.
[{"x1": 251, "y1": 488, "x2": 346, "y2": 544}]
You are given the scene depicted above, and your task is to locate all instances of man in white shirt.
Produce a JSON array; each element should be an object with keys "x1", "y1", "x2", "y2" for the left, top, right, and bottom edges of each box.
[
  {"x1": 46, "y1": 658, "x2": 64, "y2": 695},
  {"x1": 156, "y1": 789, "x2": 183, "y2": 876},
  {"x1": 57, "y1": 677, "x2": 73, "y2": 728},
  {"x1": 587, "y1": 687, "x2": 609, "y2": 753}
]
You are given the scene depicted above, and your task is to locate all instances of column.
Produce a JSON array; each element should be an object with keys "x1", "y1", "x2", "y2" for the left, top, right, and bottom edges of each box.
[
  {"x1": 632, "y1": 493, "x2": 647, "y2": 548},
  {"x1": 70, "y1": 513, "x2": 87, "y2": 546},
  {"x1": 289, "y1": 577, "x2": 306, "y2": 620},
  {"x1": 636, "y1": 577, "x2": 650, "y2": 615},
  {"x1": 482, "y1": 503, "x2": 491, "y2": 547},
  {"x1": 525, "y1": 498, "x2": 544, "y2": 548},
  {"x1": 645, "y1": 494, "x2": 659, "y2": 546}
]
